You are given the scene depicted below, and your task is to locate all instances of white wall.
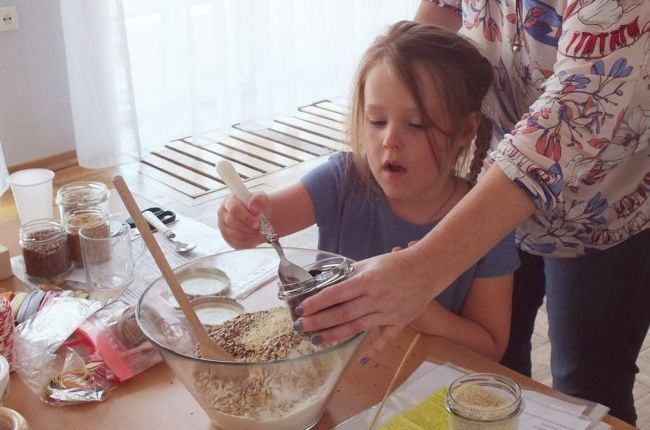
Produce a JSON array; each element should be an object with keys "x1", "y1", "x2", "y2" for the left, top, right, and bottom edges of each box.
[{"x1": 0, "y1": 0, "x2": 75, "y2": 167}]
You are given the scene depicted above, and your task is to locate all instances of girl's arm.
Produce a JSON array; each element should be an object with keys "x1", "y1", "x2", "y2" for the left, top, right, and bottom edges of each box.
[
  {"x1": 265, "y1": 182, "x2": 316, "y2": 237},
  {"x1": 217, "y1": 182, "x2": 316, "y2": 249},
  {"x1": 414, "y1": 1, "x2": 462, "y2": 32},
  {"x1": 409, "y1": 274, "x2": 512, "y2": 361}
]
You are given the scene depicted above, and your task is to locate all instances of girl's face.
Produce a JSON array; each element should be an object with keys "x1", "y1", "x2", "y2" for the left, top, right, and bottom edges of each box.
[{"x1": 363, "y1": 63, "x2": 455, "y2": 208}]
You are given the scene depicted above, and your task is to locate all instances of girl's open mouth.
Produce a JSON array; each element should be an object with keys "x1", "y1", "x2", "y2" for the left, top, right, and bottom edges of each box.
[{"x1": 385, "y1": 161, "x2": 406, "y2": 173}]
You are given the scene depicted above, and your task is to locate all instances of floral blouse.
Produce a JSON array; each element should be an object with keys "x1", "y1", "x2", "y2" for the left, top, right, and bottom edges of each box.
[{"x1": 438, "y1": 0, "x2": 650, "y2": 257}]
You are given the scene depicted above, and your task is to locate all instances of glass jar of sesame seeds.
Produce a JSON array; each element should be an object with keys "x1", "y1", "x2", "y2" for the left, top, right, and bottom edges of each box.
[{"x1": 445, "y1": 373, "x2": 523, "y2": 430}]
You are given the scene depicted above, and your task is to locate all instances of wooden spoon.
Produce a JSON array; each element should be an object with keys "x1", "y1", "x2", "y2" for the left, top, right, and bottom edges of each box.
[{"x1": 112, "y1": 175, "x2": 232, "y2": 361}]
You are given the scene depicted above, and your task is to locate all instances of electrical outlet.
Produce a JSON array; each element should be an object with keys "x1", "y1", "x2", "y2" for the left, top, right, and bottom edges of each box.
[{"x1": 0, "y1": 6, "x2": 19, "y2": 32}]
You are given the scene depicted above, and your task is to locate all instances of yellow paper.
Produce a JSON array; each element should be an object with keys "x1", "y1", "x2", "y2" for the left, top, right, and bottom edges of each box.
[{"x1": 379, "y1": 387, "x2": 449, "y2": 430}]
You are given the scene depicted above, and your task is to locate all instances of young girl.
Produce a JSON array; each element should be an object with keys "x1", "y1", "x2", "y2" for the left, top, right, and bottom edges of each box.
[{"x1": 217, "y1": 21, "x2": 518, "y2": 361}]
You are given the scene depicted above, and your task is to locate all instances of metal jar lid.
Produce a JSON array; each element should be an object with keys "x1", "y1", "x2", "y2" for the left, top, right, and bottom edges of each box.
[{"x1": 190, "y1": 296, "x2": 244, "y2": 327}]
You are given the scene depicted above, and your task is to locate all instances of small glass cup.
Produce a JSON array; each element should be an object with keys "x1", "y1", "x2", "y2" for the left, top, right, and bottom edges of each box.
[
  {"x1": 19, "y1": 219, "x2": 71, "y2": 282},
  {"x1": 445, "y1": 373, "x2": 523, "y2": 430},
  {"x1": 79, "y1": 219, "x2": 142, "y2": 290}
]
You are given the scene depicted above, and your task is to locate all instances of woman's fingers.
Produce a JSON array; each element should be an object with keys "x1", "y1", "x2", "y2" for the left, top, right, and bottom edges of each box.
[
  {"x1": 359, "y1": 325, "x2": 404, "y2": 363},
  {"x1": 306, "y1": 312, "x2": 385, "y2": 346}
]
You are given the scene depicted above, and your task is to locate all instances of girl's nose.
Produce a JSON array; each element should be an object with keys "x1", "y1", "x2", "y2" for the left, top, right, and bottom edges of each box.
[{"x1": 382, "y1": 126, "x2": 401, "y2": 149}]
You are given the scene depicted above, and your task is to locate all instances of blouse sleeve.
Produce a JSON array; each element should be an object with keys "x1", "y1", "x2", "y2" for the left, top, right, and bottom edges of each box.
[{"x1": 492, "y1": 3, "x2": 648, "y2": 210}]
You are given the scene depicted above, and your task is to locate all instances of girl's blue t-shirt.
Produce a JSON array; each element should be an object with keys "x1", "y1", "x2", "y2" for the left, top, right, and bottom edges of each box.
[{"x1": 301, "y1": 152, "x2": 519, "y2": 314}]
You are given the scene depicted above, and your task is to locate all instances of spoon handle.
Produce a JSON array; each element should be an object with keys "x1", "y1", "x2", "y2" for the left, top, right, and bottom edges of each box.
[
  {"x1": 216, "y1": 160, "x2": 252, "y2": 204},
  {"x1": 143, "y1": 210, "x2": 176, "y2": 239},
  {"x1": 216, "y1": 160, "x2": 278, "y2": 242}
]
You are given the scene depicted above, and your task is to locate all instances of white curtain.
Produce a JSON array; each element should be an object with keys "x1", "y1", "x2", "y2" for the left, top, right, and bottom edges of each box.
[
  {"x1": 0, "y1": 139, "x2": 8, "y2": 196},
  {"x1": 61, "y1": 0, "x2": 419, "y2": 168}
]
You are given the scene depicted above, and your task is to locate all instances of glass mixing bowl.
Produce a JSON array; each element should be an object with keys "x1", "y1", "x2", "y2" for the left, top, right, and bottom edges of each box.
[{"x1": 136, "y1": 248, "x2": 365, "y2": 430}]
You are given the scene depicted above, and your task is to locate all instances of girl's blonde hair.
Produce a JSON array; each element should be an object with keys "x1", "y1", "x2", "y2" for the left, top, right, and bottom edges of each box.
[{"x1": 348, "y1": 20, "x2": 494, "y2": 187}]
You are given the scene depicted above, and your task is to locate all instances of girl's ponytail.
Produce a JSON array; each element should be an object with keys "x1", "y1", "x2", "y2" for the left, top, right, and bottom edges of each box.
[{"x1": 467, "y1": 113, "x2": 492, "y2": 184}]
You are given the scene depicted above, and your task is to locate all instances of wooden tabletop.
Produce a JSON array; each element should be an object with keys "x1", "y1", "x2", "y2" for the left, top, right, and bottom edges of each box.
[{"x1": 0, "y1": 167, "x2": 635, "y2": 430}]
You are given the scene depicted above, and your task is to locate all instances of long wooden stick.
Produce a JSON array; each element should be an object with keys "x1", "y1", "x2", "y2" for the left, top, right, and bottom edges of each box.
[
  {"x1": 112, "y1": 175, "x2": 231, "y2": 361},
  {"x1": 367, "y1": 332, "x2": 421, "y2": 430}
]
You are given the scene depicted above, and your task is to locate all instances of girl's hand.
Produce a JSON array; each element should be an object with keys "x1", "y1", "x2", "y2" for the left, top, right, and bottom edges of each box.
[
  {"x1": 294, "y1": 246, "x2": 439, "y2": 362},
  {"x1": 217, "y1": 192, "x2": 270, "y2": 249}
]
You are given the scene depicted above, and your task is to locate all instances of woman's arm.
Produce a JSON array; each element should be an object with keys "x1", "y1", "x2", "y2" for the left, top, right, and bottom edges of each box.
[
  {"x1": 296, "y1": 165, "x2": 535, "y2": 359},
  {"x1": 414, "y1": 1, "x2": 462, "y2": 31},
  {"x1": 410, "y1": 274, "x2": 513, "y2": 361}
]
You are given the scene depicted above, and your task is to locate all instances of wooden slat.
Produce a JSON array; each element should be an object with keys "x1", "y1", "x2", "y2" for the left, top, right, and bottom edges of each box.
[
  {"x1": 141, "y1": 153, "x2": 223, "y2": 190},
  {"x1": 229, "y1": 129, "x2": 316, "y2": 162},
  {"x1": 179, "y1": 139, "x2": 282, "y2": 173},
  {"x1": 163, "y1": 141, "x2": 262, "y2": 178},
  {"x1": 133, "y1": 161, "x2": 207, "y2": 198},
  {"x1": 183, "y1": 133, "x2": 299, "y2": 167},
  {"x1": 299, "y1": 105, "x2": 348, "y2": 123},
  {"x1": 214, "y1": 137, "x2": 297, "y2": 168},
  {"x1": 234, "y1": 126, "x2": 331, "y2": 157},
  {"x1": 270, "y1": 122, "x2": 346, "y2": 152},
  {"x1": 315, "y1": 100, "x2": 349, "y2": 115},
  {"x1": 294, "y1": 111, "x2": 346, "y2": 132},
  {"x1": 275, "y1": 117, "x2": 347, "y2": 141}
]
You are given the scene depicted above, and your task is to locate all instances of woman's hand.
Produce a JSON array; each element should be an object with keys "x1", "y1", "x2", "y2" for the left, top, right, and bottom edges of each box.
[
  {"x1": 217, "y1": 192, "x2": 270, "y2": 249},
  {"x1": 294, "y1": 245, "x2": 439, "y2": 362}
]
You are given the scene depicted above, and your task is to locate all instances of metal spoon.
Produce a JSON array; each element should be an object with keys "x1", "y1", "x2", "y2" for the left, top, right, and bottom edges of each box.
[
  {"x1": 143, "y1": 211, "x2": 197, "y2": 253},
  {"x1": 216, "y1": 160, "x2": 313, "y2": 285}
]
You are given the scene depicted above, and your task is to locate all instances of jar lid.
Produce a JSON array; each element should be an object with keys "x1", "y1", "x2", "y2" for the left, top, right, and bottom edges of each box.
[
  {"x1": 190, "y1": 297, "x2": 244, "y2": 326},
  {"x1": 56, "y1": 181, "x2": 109, "y2": 207}
]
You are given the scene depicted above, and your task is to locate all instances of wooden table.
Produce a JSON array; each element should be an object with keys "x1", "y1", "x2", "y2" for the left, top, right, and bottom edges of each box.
[{"x1": 0, "y1": 184, "x2": 635, "y2": 430}]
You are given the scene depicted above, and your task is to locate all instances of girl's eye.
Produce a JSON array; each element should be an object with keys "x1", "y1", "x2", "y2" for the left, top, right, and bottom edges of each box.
[
  {"x1": 409, "y1": 122, "x2": 424, "y2": 130},
  {"x1": 367, "y1": 119, "x2": 386, "y2": 127}
]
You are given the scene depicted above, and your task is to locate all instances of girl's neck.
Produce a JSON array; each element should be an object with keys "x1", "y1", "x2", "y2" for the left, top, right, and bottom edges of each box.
[{"x1": 385, "y1": 177, "x2": 468, "y2": 225}]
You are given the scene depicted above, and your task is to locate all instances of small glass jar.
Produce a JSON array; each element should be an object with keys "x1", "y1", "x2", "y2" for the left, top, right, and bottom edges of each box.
[
  {"x1": 277, "y1": 256, "x2": 353, "y2": 321},
  {"x1": 445, "y1": 373, "x2": 523, "y2": 430},
  {"x1": 19, "y1": 219, "x2": 71, "y2": 282},
  {"x1": 65, "y1": 208, "x2": 109, "y2": 265},
  {"x1": 56, "y1": 181, "x2": 110, "y2": 223}
]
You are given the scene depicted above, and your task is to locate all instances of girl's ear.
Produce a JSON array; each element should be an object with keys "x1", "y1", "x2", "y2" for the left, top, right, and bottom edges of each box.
[{"x1": 454, "y1": 111, "x2": 481, "y2": 148}]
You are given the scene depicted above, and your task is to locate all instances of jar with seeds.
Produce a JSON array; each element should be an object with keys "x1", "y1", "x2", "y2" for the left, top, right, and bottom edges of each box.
[
  {"x1": 57, "y1": 181, "x2": 110, "y2": 266},
  {"x1": 56, "y1": 181, "x2": 110, "y2": 224},
  {"x1": 65, "y1": 208, "x2": 108, "y2": 265},
  {"x1": 445, "y1": 373, "x2": 523, "y2": 430},
  {"x1": 19, "y1": 219, "x2": 71, "y2": 282}
]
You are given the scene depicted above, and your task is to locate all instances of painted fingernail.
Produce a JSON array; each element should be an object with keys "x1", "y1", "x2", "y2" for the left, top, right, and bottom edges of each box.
[
  {"x1": 295, "y1": 305, "x2": 303, "y2": 316},
  {"x1": 360, "y1": 356, "x2": 369, "y2": 365},
  {"x1": 311, "y1": 335, "x2": 322, "y2": 346},
  {"x1": 293, "y1": 320, "x2": 303, "y2": 331}
]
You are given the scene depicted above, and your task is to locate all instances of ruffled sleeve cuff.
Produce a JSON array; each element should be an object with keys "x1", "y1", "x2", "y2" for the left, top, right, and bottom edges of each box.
[{"x1": 491, "y1": 138, "x2": 564, "y2": 211}]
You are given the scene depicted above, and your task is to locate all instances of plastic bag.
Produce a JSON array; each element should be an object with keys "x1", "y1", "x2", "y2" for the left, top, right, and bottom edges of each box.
[
  {"x1": 14, "y1": 293, "x2": 102, "y2": 401},
  {"x1": 68, "y1": 301, "x2": 162, "y2": 382}
]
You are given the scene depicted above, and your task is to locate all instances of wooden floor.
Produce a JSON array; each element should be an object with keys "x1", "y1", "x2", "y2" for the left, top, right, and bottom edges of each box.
[{"x1": 137, "y1": 100, "x2": 348, "y2": 203}]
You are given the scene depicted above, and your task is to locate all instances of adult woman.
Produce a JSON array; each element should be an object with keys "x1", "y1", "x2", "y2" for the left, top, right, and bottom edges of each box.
[{"x1": 295, "y1": 0, "x2": 650, "y2": 425}]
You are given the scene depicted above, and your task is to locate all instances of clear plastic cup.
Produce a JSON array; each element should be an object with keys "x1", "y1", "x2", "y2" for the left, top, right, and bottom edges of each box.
[{"x1": 8, "y1": 169, "x2": 55, "y2": 225}]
